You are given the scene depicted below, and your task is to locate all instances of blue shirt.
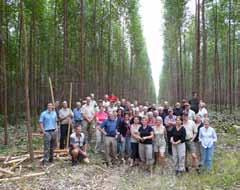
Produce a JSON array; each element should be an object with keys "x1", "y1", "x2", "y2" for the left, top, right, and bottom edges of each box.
[
  {"x1": 39, "y1": 110, "x2": 57, "y2": 131},
  {"x1": 73, "y1": 108, "x2": 83, "y2": 122},
  {"x1": 101, "y1": 119, "x2": 118, "y2": 137}
]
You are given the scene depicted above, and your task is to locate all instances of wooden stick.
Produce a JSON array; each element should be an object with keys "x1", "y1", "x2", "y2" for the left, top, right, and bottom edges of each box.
[
  {"x1": 0, "y1": 168, "x2": 14, "y2": 175},
  {"x1": 66, "y1": 82, "x2": 73, "y2": 148},
  {"x1": 48, "y1": 77, "x2": 55, "y2": 106},
  {"x1": 18, "y1": 165, "x2": 22, "y2": 176},
  {"x1": 10, "y1": 157, "x2": 28, "y2": 171},
  {"x1": 0, "y1": 172, "x2": 45, "y2": 182},
  {"x1": 4, "y1": 157, "x2": 28, "y2": 165},
  {"x1": 49, "y1": 77, "x2": 60, "y2": 149}
]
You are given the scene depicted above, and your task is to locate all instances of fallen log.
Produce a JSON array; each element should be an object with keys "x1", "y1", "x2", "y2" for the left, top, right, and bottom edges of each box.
[
  {"x1": 10, "y1": 157, "x2": 28, "y2": 171},
  {"x1": 4, "y1": 156, "x2": 11, "y2": 164},
  {"x1": 0, "y1": 156, "x2": 7, "y2": 161},
  {"x1": 34, "y1": 149, "x2": 68, "y2": 154},
  {"x1": 32, "y1": 133, "x2": 43, "y2": 137},
  {"x1": 0, "y1": 168, "x2": 14, "y2": 175},
  {"x1": 0, "y1": 172, "x2": 45, "y2": 183},
  {"x1": 4, "y1": 157, "x2": 28, "y2": 165}
]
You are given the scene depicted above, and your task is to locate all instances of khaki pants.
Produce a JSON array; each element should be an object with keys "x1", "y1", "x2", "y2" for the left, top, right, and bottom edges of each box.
[
  {"x1": 172, "y1": 143, "x2": 186, "y2": 171},
  {"x1": 82, "y1": 120, "x2": 95, "y2": 144},
  {"x1": 139, "y1": 143, "x2": 153, "y2": 165},
  {"x1": 95, "y1": 128, "x2": 104, "y2": 152},
  {"x1": 104, "y1": 136, "x2": 117, "y2": 164}
]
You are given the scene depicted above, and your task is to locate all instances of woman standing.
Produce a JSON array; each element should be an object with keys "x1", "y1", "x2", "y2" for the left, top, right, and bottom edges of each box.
[
  {"x1": 117, "y1": 113, "x2": 131, "y2": 162},
  {"x1": 199, "y1": 118, "x2": 217, "y2": 171},
  {"x1": 153, "y1": 116, "x2": 166, "y2": 167},
  {"x1": 138, "y1": 116, "x2": 154, "y2": 173},
  {"x1": 198, "y1": 102, "x2": 208, "y2": 121},
  {"x1": 193, "y1": 114, "x2": 204, "y2": 166},
  {"x1": 130, "y1": 116, "x2": 141, "y2": 166},
  {"x1": 95, "y1": 105, "x2": 108, "y2": 153},
  {"x1": 171, "y1": 117, "x2": 186, "y2": 175}
]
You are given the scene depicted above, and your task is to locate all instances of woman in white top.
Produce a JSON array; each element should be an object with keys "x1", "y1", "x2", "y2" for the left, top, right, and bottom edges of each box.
[
  {"x1": 199, "y1": 118, "x2": 217, "y2": 171},
  {"x1": 198, "y1": 102, "x2": 208, "y2": 121},
  {"x1": 153, "y1": 116, "x2": 167, "y2": 167}
]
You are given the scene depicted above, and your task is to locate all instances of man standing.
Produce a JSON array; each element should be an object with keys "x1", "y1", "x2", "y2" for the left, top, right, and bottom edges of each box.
[
  {"x1": 90, "y1": 93, "x2": 98, "y2": 110},
  {"x1": 39, "y1": 103, "x2": 57, "y2": 165},
  {"x1": 164, "y1": 108, "x2": 177, "y2": 155},
  {"x1": 100, "y1": 112, "x2": 118, "y2": 166},
  {"x1": 184, "y1": 103, "x2": 196, "y2": 121},
  {"x1": 189, "y1": 92, "x2": 199, "y2": 114},
  {"x1": 59, "y1": 101, "x2": 73, "y2": 149},
  {"x1": 69, "y1": 124, "x2": 89, "y2": 166},
  {"x1": 103, "y1": 94, "x2": 110, "y2": 108},
  {"x1": 182, "y1": 112, "x2": 198, "y2": 172},
  {"x1": 73, "y1": 102, "x2": 83, "y2": 125},
  {"x1": 81, "y1": 96, "x2": 96, "y2": 144}
]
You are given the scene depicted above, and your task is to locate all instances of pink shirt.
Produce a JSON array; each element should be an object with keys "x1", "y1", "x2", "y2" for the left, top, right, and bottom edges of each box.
[{"x1": 96, "y1": 111, "x2": 108, "y2": 124}]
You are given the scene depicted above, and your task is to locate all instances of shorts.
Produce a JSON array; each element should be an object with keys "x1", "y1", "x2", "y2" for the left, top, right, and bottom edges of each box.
[
  {"x1": 185, "y1": 140, "x2": 196, "y2": 154},
  {"x1": 154, "y1": 144, "x2": 166, "y2": 154}
]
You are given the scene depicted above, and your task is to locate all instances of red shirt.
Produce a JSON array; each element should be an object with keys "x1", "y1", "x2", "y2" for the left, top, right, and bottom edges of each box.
[
  {"x1": 96, "y1": 111, "x2": 108, "y2": 124},
  {"x1": 108, "y1": 95, "x2": 118, "y2": 103}
]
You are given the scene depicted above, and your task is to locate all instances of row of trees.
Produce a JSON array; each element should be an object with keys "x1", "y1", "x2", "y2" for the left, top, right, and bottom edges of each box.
[
  {"x1": 159, "y1": 0, "x2": 240, "y2": 112},
  {"x1": 0, "y1": 0, "x2": 156, "y2": 145}
]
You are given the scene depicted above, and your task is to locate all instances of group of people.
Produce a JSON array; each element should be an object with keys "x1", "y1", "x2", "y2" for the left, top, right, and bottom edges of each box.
[{"x1": 39, "y1": 92, "x2": 217, "y2": 175}]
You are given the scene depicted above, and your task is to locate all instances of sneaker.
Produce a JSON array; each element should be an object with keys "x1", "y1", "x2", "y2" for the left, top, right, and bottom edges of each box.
[
  {"x1": 49, "y1": 158, "x2": 53, "y2": 163},
  {"x1": 175, "y1": 170, "x2": 179, "y2": 176},
  {"x1": 72, "y1": 160, "x2": 78, "y2": 166}
]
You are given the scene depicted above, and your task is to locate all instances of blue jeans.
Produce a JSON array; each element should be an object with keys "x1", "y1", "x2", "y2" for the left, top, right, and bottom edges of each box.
[
  {"x1": 201, "y1": 145, "x2": 214, "y2": 170},
  {"x1": 117, "y1": 136, "x2": 131, "y2": 158}
]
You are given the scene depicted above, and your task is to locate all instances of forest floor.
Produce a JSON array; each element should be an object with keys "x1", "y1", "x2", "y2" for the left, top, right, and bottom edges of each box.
[{"x1": 0, "y1": 111, "x2": 240, "y2": 190}]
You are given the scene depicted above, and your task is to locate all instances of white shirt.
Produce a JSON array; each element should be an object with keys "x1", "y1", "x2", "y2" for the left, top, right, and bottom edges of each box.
[
  {"x1": 90, "y1": 100, "x2": 97, "y2": 109},
  {"x1": 103, "y1": 100, "x2": 110, "y2": 108},
  {"x1": 81, "y1": 104, "x2": 95, "y2": 120},
  {"x1": 107, "y1": 106, "x2": 117, "y2": 113},
  {"x1": 188, "y1": 109, "x2": 196, "y2": 121},
  {"x1": 183, "y1": 120, "x2": 197, "y2": 140},
  {"x1": 59, "y1": 108, "x2": 73, "y2": 125},
  {"x1": 199, "y1": 127, "x2": 217, "y2": 148},
  {"x1": 198, "y1": 108, "x2": 208, "y2": 121}
]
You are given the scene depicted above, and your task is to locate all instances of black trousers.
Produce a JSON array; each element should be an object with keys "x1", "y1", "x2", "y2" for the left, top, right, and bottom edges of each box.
[
  {"x1": 60, "y1": 124, "x2": 71, "y2": 149},
  {"x1": 167, "y1": 130, "x2": 173, "y2": 156}
]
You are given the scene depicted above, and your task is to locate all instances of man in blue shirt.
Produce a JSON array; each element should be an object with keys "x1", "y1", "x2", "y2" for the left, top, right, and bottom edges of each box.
[
  {"x1": 39, "y1": 103, "x2": 57, "y2": 165},
  {"x1": 99, "y1": 112, "x2": 118, "y2": 166},
  {"x1": 73, "y1": 102, "x2": 83, "y2": 125}
]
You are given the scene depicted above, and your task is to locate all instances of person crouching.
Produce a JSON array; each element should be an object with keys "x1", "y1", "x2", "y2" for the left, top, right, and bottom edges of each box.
[{"x1": 69, "y1": 124, "x2": 89, "y2": 166}]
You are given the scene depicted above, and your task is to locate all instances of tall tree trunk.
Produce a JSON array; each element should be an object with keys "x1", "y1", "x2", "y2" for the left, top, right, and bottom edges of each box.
[
  {"x1": 20, "y1": 0, "x2": 34, "y2": 161},
  {"x1": 79, "y1": 0, "x2": 84, "y2": 97},
  {"x1": 213, "y1": 0, "x2": 221, "y2": 111},
  {"x1": 201, "y1": 0, "x2": 207, "y2": 100},
  {"x1": 106, "y1": 0, "x2": 112, "y2": 94},
  {"x1": 0, "y1": 0, "x2": 8, "y2": 145},
  {"x1": 179, "y1": 31, "x2": 183, "y2": 99},
  {"x1": 228, "y1": 0, "x2": 232, "y2": 113},
  {"x1": 63, "y1": 0, "x2": 68, "y2": 96},
  {"x1": 194, "y1": 0, "x2": 201, "y2": 95}
]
